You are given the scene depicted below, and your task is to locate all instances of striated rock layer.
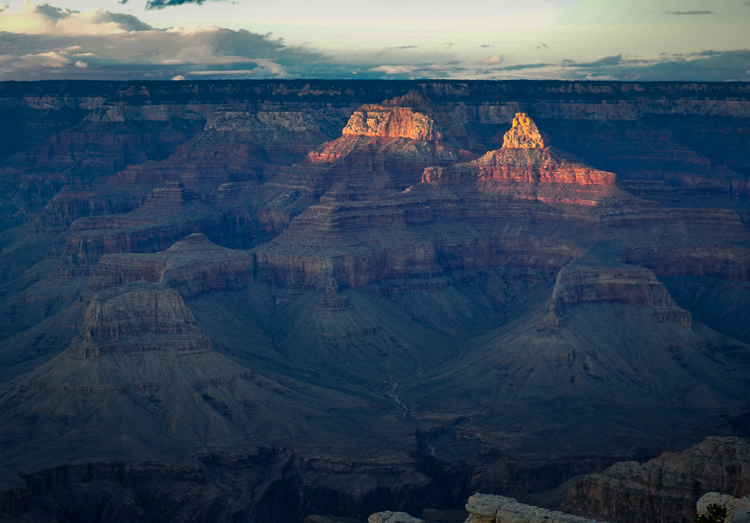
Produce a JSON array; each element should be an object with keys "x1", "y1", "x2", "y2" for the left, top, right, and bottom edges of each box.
[
  {"x1": 422, "y1": 113, "x2": 619, "y2": 206},
  {"x1": 88, "y1": 233, "x2": 255, "y2": 298},
  {"x1": 465, "y1": 494, "x2": 606, "y2": 523},
  {"x1": 562, "y1": 437, "x2": 750, "y2": 523}
]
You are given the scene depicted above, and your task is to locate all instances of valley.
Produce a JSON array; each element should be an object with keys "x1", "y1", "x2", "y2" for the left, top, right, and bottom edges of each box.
[{"x1": 0, "y1": 80, "x2": 749, "y2": 522}]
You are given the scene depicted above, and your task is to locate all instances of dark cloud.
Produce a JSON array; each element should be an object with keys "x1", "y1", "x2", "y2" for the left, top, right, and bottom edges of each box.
[
  {"x1": 485, "y1": 50, "x2": 750, "y2": 81},
  {"x1": 558, "y1": 49, "x2": 750, "y2": 81},
  {"x1": 480, "y1": 44, "x2": 493, "y2": 48},
  {"x1": 666, "y1": 10, "x2": 713, "y2": 15},
  {"x1": 387, "y1": 45, "x2": 418, "y2": 50},
  {"x1": 146, "y1": 0, "x2": 207, "y2": 9},
  {"x1": 0, "y1": 17, "x2": 332, "y2": 81},
  {"x1": 498, "y1": 63, "x2": 553, "y2": 71}
]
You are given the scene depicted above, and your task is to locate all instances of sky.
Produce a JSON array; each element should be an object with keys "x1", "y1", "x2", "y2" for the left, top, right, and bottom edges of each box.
[{"x1": 0, "y1": 0, "x2": 748, "y2": 81}]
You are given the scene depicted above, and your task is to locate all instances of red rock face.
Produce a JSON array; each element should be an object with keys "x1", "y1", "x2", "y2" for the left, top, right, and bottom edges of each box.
[
  {"x1": 502, "y1": 113, "x2": 545, "y2": 149},
  {"x1": 342, "y1": 106, "x2": 443, "y2": 141},
  {"x1": 422, "y1": 114, "x2": 619, "y2": 205}
]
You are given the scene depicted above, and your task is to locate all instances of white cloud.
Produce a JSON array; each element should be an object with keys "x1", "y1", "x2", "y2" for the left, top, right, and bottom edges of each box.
[
  {"x1": 0, "y1": 2, "x2": 328, "y2": 80},
  {"x1": 482, "y1": 55, "x2": 503, "y2": 65},
  {"x1": 0, "y1": 1, "x2": 747, "y2": 81},
  {"x1": 0, "y1": 1, "x2": 151, "y2": 34}
]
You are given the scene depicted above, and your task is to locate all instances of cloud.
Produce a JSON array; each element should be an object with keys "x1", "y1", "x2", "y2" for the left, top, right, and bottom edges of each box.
[
  {"x1": 118, "y1": 0, "x2": 226, "y2": 8},
  {"x1": 666, "y1": 10, "x2": 713, "y2": 15},
  {"x1": 0, "y1": 1, "x2": 152, "y2": 34},
  {"x1": 0, "y1": 2, "x2": 332, "y2": 80},
  {"x1": 368, "y1": 63, "x2": 458, "y2": 78},
  {"x1": 145, "y1": 0, "x2": 206, "y2": 9},
  {"x1": 1, "y1": 2, "x2": 748, "y2": 82},
  {"x1": 554, "y1": 49, "x2": 750, "y2": 81}
]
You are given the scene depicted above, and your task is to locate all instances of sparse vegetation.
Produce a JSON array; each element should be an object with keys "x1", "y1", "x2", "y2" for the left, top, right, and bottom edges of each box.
[{"x1": 695, "y1": 503, "x2": 727, "y2": 523}]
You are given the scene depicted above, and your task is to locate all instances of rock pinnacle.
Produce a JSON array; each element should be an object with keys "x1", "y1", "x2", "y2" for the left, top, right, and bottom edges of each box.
[{"x1": 502, "y1": 113, "x2": 545, "y2": 149}]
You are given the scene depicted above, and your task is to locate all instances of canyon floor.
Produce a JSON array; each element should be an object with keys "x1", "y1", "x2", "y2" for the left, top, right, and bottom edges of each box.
[{"x1": 0, "y1": 80, "x2": 749, "y2": 522}]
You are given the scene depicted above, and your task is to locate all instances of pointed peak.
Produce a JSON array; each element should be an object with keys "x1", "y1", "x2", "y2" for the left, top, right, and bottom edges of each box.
[{"x1": 502, "y1": 113, "x2": 545, "y2": 149}]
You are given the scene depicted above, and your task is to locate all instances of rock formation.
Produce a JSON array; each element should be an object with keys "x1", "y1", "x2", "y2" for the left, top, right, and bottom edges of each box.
[
  {"x1": 697, "y1": 493, "x2": 750, "y2": 523},
  {"x1": 465, "y1": 494, "x2": 606, "y2": 523},
  {"x1": 561, "y1": 437, "x2": 750, "y2": 523},
  {"x1": 502, "y1": 113, "x2": 545, "y2": 149},
  {"x1": 88, "y1": 233, "x2": 255, "y2": 298},
  {"x1": 422, "y1": 113, "x2": 619, "y2": 205},
  {"x1": 369, "y1": 511, "x2": 425, "y2": 523},
  {"x1": 547, "y1": 260, "x2": 692, "y2": 327},
  {"x1": 69, "y1": 286, "x2": 211, "y2": 358}
]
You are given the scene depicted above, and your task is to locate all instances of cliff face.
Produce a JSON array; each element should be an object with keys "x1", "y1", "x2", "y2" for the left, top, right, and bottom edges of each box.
[
  {"x1": 502, "y1": 113, "x2": 545, "y2": 149},
  {"x1": 562, "y1": 437, "x2": 750, "y2": 523},
  {"x1": 69, "y1": 286, "x2": 212, "y2": 358},
  {"x1": 422, "y1": 113, "x2": 619, "y2": 205},
  {"x1": 89, "y1": 233, "x2": 255, "y2": 298}
]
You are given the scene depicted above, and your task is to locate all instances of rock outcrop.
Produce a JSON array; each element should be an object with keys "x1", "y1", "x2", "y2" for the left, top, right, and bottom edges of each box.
[
  {"x1": 294, "y1": 93, "x2": 476, "y2": 202},
  {"x1": 89, "y1": 233, "x2": 255, "y2": 298},
  {"x1": 562, "y1": 437, "x2": 750, "y2": 523},
  {"x1": 465, "y1": 494, "x2": 606, "y2": 523},
  {"x1": 342, "y1": 92, "x2": 470, "y2": 145},
  {"x1": 547, "y1": 261, "x2": 691, "y2": 327},
  {"x1": 343, "y1": 106, "x2": 441, "y2": 141},
  {"x1": 502, "y1": 113, "x2": 545, "y2": 149},
  {"x1": 369, "y1": 511, "x2": 425, "y2": 523},
  {"x1": 697, "y1": 493, "x2": 750, "y2": 523},
  {"x1": 69, "y1": 285, "x2": 211, "y2": 358},
  {"x1": 422, "y1": 113, "x2": 619, "y2": 205}
]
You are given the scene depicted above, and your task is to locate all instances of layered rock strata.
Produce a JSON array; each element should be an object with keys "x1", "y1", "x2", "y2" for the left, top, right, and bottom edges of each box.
[
  {"x1": 89, "y1": 233, "x2": 255, "y2": 298},
  {"x1": 297, "y1": 93, "x2": 475, "y2": 202},
  {"x1": 465, "y1": 494, "x2": 606, "y2": 523},
  {"x1": 69, "y1": 286, "x2": 211, "y2": 359},
  {"x1": 561, "y1": 437, "x2": 750, "y2": 523},
  {"x1": 502, "y1": 113, "x2": 545, "y2": 149},
  {"x1": 422, "y1": 113, "x2": 618, "y2": 205},
  {"x1": 546, "y1": 262, "x2": 692, "y2": 327}
]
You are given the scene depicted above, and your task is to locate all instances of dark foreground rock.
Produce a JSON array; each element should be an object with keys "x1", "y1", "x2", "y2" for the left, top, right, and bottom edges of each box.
[{"x1": 561, "y1": 437, "x2": 750, "y2": 523}]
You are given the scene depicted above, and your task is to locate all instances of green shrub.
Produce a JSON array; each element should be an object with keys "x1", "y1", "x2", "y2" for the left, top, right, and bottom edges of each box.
[{"x1": 695, "y1": 503, "x2": 727, "y2": 523}]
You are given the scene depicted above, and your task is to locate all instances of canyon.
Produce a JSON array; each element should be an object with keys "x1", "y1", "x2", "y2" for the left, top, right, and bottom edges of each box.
[{"x1": 0, "y1": 80, "x2": 749, "y2": 522}]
